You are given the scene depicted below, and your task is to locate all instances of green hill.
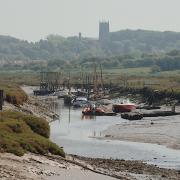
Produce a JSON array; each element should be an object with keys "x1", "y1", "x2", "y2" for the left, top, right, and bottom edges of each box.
[
  {"x1": 1, "y1": 29, "x2": 180, "y2": 62},
  {"x1": 1, "y1": 30, "x2": 180, "y2": 72}
]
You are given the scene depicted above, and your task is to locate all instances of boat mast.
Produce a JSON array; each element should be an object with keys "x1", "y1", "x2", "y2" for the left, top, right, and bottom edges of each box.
[{"x1": 93, "y1": 63, "x2": 98, "y2": 96}]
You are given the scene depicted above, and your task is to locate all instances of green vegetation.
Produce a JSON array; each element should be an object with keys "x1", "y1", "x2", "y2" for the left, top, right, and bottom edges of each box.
[
  {"x1": 1, "y1": 29, "x2": 180, "y2": 70},
  {"x1": 0, "y1": 72, "x2": 39, "y2": 86},
  {"x1": 0, "y1": 83, "x2": 27, "y2": 105},
  {"x1": 0, "y1": 72, "x2": 40, "y2": 105},
  {"x1": 0, "y1": 31, "x2": 180, "y2": 85},
  {"x1": 0, "y1": 111, "x2": 65, "y2": 157}
]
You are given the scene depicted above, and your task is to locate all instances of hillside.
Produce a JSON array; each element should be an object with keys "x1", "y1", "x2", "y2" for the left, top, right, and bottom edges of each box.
[
  {"x1": 1, "y1": 30, "x2": 180, "y2": 72},
  {"x1": 109, "y1": 29, "x2": 180, "y2": 54},
  {"x1": 1, "y1": 29, "x2": 180, "y2": 63}
]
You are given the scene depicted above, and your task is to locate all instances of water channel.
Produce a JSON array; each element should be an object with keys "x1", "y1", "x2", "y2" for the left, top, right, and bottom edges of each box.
[{"x1": 49, "y1": 99, "x2": 180, "y2": 170}]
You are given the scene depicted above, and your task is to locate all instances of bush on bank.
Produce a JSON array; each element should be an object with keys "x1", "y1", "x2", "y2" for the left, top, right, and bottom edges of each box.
[
  {"x1": 1, "y1": 111, "x2": 50, "y2": 138},
  {"x1": 0, "y1": 83, "x2": 28, "y2": 105},
  {"x1": 0, "y1": 111, "x2": 65, "y2": 157}
]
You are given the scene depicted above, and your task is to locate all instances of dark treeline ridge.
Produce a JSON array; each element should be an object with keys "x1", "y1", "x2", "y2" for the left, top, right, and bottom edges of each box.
[{"x1": 74, "y1": 51, "x2": 180, "y2": 71}]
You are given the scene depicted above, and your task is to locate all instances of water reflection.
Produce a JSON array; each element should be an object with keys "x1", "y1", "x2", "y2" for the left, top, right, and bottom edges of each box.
[
  {"x1": 81, "y1": 115, "x2": 96, "y2": 121},
  {"x1": 49, "y1": 99, "x2": 114, "y2": 140},
  {"x1": 68, "y1": 105, "x2": 71, "y2": 124},
  {"x1": 48, "y1": 99, "x2": 98, "y2": 123}
]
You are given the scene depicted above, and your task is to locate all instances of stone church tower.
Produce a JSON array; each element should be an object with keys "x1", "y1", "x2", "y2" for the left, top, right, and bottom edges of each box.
[{"x1": 99, "y1": 21, "x2": 110, "y2": 42}]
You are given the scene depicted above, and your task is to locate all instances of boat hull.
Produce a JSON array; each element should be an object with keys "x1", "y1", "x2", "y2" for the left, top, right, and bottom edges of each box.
[
  {"x1": 82, "y1": 107, "x2": 105, "y2": 116},
  {"x1": 113, "y1": 104, "x2": 136, "y2": 113}
]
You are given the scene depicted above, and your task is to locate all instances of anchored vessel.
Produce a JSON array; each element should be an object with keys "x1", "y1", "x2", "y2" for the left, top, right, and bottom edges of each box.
[
  {"x1": 112, "y1": 99, "x2": 136, "y2": 113},
  {"x1": 82, "y1": 104, "x2": 105, "y2": 116}
]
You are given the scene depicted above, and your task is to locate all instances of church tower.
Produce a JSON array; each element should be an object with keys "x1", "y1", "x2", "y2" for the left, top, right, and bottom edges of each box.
[{"x1": 99, "y1": 21, "x2": 110, "y2": 42}]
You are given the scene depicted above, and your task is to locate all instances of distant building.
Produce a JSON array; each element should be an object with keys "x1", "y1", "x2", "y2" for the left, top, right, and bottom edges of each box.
[{"x1": 99, "y1": 21, "x2": 110, "y2": 43}]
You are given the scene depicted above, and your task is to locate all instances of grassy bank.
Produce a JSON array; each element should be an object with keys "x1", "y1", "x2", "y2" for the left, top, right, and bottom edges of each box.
[
  {"x1": 0, "y1": 111, "x2": 65, "y2": 157},
  {"x1": 0, "y1": 83, "x2": 28, "y2": 105},
  {"x1": 0, "y1": 73, "x2": 35, "y2": 105}
]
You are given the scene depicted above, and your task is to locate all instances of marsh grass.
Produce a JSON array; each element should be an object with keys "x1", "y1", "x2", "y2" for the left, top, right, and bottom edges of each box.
[
  {"x1": 0, "y1": 111, "x2": 65, "y2": 157},
  {"x1": 0, "y1": 72, "x2": 39, "y2": 105}
]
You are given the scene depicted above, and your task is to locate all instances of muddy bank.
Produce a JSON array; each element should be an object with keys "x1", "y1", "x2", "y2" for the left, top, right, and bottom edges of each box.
[
  {"x1": 0, "y1": 153, "x2": 117, "y2": 180},
  {"x1": 71, "y1": 155, "x2": 180, "y2": 180},
  {"x1": 3, "y1": 95, "x2": 58, "y2": 123},
  {"x1": 101, "y1": 114, "x2": 180, "y2": 150},
  {"x1": 1, "y1": 152, "x2": 180, "y2": 180},
  {"x1": 0, "y1": 153, "x2": 65, "y2": 180}
]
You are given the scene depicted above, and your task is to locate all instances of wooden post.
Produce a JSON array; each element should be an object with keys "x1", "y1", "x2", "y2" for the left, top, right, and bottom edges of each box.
[
  {"x1": 0, "y1": 90, "x2": 4, "y2": 111},
  {"x1": 172, "y1": 104, "x2": 176, "y2": 113},
  {"x1": 68, "y1": 72, "x2": 71, "y2": 94}
]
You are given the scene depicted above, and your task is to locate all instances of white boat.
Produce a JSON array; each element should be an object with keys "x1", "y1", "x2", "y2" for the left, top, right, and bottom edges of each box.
[
  {"x1": 112, "y1": 99, "x2": 136, "y2": 113},
  {"x1": 72, "y1": 97, "x2": 89, "y2": 108}
]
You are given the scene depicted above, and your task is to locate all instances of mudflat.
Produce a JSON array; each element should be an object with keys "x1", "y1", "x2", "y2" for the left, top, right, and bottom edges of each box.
[{"x1": 102, "y1": 114, "x2": 180, "y2": 150}]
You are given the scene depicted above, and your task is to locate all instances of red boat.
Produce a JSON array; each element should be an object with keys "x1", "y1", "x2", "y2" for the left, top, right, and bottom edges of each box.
[
  {"x1": 82, "y1": 106, "x2": 105, "y2": 116},
  {"x1": 112, "y1": 99, "x2": 136, "y2": 113}
]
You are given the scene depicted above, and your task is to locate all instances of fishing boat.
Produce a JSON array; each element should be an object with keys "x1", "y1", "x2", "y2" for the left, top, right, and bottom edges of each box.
[
  {"x1": 72, "y1": 97, "x2": 89, "y2": 108},
  {"x1": 112, "y1": 99, "x2": 136, "y2": 113},
  {"x1": 82, "y1": 104, "x2": 105, "y2": 116}
]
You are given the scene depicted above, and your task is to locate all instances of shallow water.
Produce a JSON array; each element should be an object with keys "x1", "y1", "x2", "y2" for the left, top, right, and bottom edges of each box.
[{"x1": 50, "y1": 99, "x2": 180, "y2": 170}]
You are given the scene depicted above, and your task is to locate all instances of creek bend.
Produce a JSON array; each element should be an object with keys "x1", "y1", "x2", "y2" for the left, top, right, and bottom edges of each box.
[{"x1": 49, "y1": 99, "x2": 180, "y2": 170}]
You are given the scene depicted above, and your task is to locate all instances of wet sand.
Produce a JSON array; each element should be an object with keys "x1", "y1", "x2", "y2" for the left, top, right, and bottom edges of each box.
[{"x1": 102, "y1": 114, "x2": 180, "y2": 150}]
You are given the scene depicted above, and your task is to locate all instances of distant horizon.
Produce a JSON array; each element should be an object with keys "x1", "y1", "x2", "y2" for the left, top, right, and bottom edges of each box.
[
  {"x1": 1, "y1": 0, "x2": 180, "y2": 42},
  {"x1": 1, "y1": 27, "x2": 180, "y2": 43}
]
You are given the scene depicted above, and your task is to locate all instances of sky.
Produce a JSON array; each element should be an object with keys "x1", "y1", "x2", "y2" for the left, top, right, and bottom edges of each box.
[{"x1": 0, "y1": 0, "x2": 180, "y2": 42}]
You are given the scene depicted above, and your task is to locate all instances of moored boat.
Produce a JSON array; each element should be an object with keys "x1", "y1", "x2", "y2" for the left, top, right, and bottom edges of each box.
[
  {"x1": 72, "y1": 97, "x2": 89, "y2": 108},
  {"x1": 112, "y1": 99, "x2": 136, "y2": 113},
  {"x1": 82, "y1": 105, "x2": 105, "y2": 116}
]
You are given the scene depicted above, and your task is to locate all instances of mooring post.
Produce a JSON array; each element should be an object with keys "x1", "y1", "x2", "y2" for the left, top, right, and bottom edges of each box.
[{"x1": 0, "y1": 90, "x2": 4, "y2": 111}]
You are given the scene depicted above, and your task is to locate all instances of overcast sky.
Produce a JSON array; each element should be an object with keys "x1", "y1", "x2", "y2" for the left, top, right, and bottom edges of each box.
[{"x1": 0, "y1": 0, "x2": 179, "y2": 41}]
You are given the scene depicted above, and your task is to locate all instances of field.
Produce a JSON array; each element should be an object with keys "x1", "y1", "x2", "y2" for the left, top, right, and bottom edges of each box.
[{"x1": 0, "y1": 68, "x2": 180, "y2": 96}]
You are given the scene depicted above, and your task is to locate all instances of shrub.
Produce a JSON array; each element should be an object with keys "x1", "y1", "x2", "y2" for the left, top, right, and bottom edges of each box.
[
  {"x1": 0, "y1": 83, "x2": 28, "y2": 105},
  {"x1": 0, "y1": 111, "x2": 65, "y2": 157},
  {"x1": 0, "y1": 111, "x2": 50, "y2": 138}
]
